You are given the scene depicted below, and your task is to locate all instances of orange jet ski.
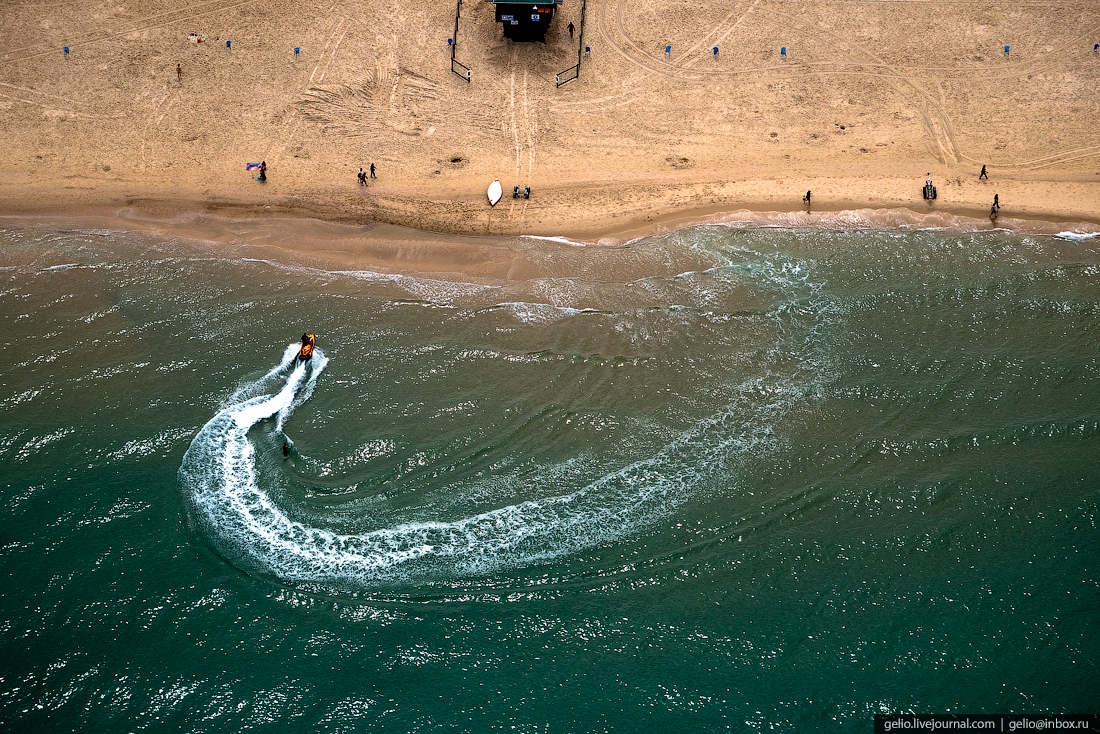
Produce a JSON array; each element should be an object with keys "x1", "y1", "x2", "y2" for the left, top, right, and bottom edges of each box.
[{"x1": 298, "y1": 333, "x2": 315, "y2": 362}]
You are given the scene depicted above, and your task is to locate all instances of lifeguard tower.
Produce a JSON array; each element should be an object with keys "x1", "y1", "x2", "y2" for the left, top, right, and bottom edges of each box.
[{"x1": 490, "y1": 0, "x2": 562, "y2": 40}]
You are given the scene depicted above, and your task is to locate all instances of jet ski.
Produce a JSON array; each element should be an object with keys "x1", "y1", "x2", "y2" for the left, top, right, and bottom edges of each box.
[{"x1": 298, "y1": 333, "x2": 315, "y2": 362}]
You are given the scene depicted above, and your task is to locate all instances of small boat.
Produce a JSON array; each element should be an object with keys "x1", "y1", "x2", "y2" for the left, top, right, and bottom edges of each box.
[
  {"x1": 298, "y1": 333, "x2": 315, "y2": 361},
  {"x1": 487, "y1": 178, "x2": 502, "y2": 206}
]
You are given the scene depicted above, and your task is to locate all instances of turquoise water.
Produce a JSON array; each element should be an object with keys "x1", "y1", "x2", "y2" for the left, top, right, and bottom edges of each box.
[{"x1": 1, "y1": 221, "x2": 1098, "y2": 730}]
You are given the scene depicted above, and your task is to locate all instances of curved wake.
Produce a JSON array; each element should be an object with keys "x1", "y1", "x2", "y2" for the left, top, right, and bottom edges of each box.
[{"x1": 179, "y1": 344, "x2": 774, "y2": 591}]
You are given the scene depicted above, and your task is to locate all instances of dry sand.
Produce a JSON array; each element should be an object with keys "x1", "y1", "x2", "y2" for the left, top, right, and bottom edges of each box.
[{"x1": 2, "y1": 0, "x2": 1099, "y2": 257}]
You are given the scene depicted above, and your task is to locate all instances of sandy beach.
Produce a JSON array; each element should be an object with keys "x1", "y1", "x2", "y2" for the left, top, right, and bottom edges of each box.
[{"x1": 2, "y1": 0, "x2": 1099, "y2": 254}]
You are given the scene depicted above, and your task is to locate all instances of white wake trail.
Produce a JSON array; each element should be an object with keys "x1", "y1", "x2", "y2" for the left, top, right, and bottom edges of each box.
[{"x1": 180, "y1": 344, "x2": 789, "y2": 591}]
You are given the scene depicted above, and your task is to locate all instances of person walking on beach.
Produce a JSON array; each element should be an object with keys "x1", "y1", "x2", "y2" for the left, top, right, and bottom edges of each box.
[
  {"x1": 177, "y1": 63, "x2": 182, "y2": 81},
  {"x1": 358, "y1": 167, "x2": 366, "y2": 185},
  {"x1": 370, "y1": 162, "x2": 376, "y2": 179},
  {"x1": 568, "y1": 22, "x2": 575, "y2": 40},
  {"x1": 803, "y1": 190, "x2": 811, "y2": 206},
  {"x1": 979, "y1": 164, "x2": 988, "y2": 180},
  {"x1": 994, "y1": 193, "x2": 999, "y2": 210}
]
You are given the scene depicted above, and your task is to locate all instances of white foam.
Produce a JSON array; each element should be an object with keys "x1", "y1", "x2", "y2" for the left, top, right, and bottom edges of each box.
[
  {"x1": 520, "y1": 235, "x2": 591, "y2": 248},
  {"x1": 334, "y1": 270, "x2": 499, "y2": 303},
  {"x1": 102, "y1": 427, "x2": 194, "y2": 464},
  {"x1": 496, "y1": 301, "x2": 593, "y2": 324},
  {"x1": 1055, "y1": 231, "x2": 1098, "y2": 241},
  {"x1": 15, "y1": 427, "x2": 75, "y2": 462},
  {"x1": 231, "y1": 258, "x2": 501, "y2": 304}
]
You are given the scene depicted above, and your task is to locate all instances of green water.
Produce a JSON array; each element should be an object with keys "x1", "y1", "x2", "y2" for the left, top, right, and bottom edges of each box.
[{"x1": 1, "y1": 223, "x2": 1097, "y2": 731}]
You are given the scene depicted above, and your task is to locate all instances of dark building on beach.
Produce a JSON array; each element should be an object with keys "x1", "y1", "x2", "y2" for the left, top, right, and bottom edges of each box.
[{"x1": 490, "y1": 0, "x2": 562, "y2": 40}]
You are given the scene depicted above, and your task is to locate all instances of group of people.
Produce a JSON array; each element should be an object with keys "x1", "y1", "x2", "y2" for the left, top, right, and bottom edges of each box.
[
  {"x1": 926, "y1": 169, "x2": 1002, "y2": 221},
  {"x1": 980, "y1": 165, "x2": 1000, "y2": 220},
  {"x1": 801, "y1": 166, "x2": 1002, "y2": 222},
  {"x1": 250, "y1": 160, "x2": 379, "y2": 186},
  {"x1": 357, "y1": 163, "x2": 376, "y2": 185}
]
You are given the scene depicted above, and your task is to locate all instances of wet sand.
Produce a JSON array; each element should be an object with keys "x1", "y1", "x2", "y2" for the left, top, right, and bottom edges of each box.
[{"x1": 5, "y1": 203, "x2": 1096, "y2": 286}]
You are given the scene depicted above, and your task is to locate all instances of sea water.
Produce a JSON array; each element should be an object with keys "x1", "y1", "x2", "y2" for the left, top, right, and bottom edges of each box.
[{"x1": 1, "y1": 219, "x2": 1098, "y2": 731}]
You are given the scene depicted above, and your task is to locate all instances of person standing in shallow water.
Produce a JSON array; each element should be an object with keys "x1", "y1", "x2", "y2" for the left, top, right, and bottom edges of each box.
[{"x1": 803, "y1": 190, "x2": 811, "y2": 206}]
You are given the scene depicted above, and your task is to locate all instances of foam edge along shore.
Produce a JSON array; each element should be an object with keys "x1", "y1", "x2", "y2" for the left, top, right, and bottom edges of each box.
[{"x1": 4, "y1": 205, "x2": 1099, "y2": 259}]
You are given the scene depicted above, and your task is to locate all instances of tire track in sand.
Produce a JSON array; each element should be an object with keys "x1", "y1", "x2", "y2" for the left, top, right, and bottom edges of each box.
[
  {"x1": 755, "y1": 4, "x2": 962, "y2": 165},
  {"x1": 505, "y1": 45, "x2": 538, "y2": 225},
  {"x1": 139, "y1": 91, "x2": 175, "y2": 171},
  {"x1": 270, "y1": 6, "x2": 344, "y2": 170},
  {"x1": 0, "y1": 0, "x2": 261, "y2": 65}
]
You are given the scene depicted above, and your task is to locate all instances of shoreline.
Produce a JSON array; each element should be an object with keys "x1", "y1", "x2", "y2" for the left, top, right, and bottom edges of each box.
[
  {"x1": 3, "y1": 172, "x2": 1099, "y2": 248},
  {"x1": 3, "y1": 180, "x2": 1098, "y2": 280}
]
